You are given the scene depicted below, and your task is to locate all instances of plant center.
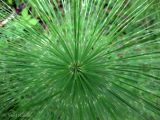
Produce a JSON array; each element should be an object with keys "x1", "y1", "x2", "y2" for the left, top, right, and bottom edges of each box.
[{"x1": 70, "y1": 63, "x2": 81, "y2": 74}]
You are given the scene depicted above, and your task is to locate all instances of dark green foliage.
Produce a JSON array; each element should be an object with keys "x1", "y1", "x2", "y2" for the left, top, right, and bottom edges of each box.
[{"x1": 0, "y1": 0, "x2": 160, "y2": 119}]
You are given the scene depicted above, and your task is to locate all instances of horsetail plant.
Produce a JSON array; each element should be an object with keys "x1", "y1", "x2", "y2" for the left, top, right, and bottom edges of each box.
[{"x1": 0, "y1": 0, "x2": 160, "y2": 119}]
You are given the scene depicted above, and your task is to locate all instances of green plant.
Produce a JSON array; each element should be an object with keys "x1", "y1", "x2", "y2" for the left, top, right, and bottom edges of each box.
[{"x1": 0, "y1": 0, "x2": 160, "y2": 119}]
